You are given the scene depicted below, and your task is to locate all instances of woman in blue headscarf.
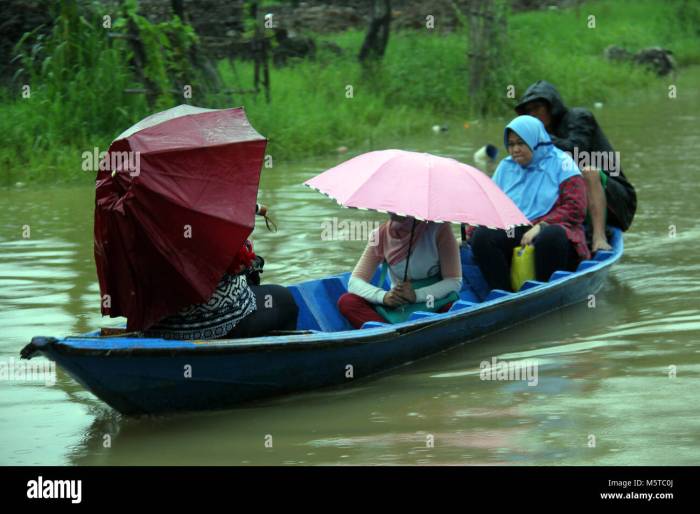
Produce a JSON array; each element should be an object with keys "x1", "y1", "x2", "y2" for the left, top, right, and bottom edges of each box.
[{"x1": 469, "y1": 115, "x2": 591, "y2": 291}]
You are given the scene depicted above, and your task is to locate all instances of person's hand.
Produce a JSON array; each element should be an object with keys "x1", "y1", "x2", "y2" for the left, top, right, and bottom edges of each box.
[
  {"x1": 393, "y1": 281, "x2": 417, "y2": 303},
  {"x1": 520, "y1": 224, "x2": 542, "y2": 247},
  {"x1": 384, "y1": 290, "x2": 409, "y2": 307}
]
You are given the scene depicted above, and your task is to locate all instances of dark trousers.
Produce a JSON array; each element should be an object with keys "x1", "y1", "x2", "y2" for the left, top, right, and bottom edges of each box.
[
  {"x1": 470, "y1": 224, "x2": 580, "y2": 292},
  {"x1": 605, "y1": 175, "x2": 637, "y2": 231},
  {"x1": 225, "y1": 284, "x2": 299, "y2": 338}
]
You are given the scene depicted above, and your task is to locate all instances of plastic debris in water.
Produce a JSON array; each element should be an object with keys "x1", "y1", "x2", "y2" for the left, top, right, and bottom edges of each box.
[{"x1": 474, "y1": 144, "x2": 499, "y2": 168}]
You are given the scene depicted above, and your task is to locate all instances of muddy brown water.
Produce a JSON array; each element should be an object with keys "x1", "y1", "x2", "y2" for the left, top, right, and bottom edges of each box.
[{"x1": 1, "y1": 71, "x2": 699, "y2": 465}]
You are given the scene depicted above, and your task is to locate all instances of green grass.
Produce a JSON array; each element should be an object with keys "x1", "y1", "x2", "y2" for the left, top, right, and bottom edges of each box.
[
  {"x1": 213, "y1": 0, "x2": 700, "y2": 162},
  {"x1": 503, "y1": 0, "x2": 700, "y2": 105},
  {"x1": 2, "y1": 0, "x2": 699, "y2": 183},
  {"x1": 216, "y1": 51, "x2": 438, "y2": 159}
]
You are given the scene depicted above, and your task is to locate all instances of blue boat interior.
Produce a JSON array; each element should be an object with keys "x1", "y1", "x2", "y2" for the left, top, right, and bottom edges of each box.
[
  {"x1": 287, "y1": 228, "x2": 622, "y2": 333},
  {"x1": 71, "y1": 227, "x2": 620, "y2": 342}
]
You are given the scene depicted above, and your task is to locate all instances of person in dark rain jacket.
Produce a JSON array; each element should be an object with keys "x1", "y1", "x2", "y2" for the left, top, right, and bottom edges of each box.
[{"x1": 515, "y1": 80, "x2": 637, "y2": 252}]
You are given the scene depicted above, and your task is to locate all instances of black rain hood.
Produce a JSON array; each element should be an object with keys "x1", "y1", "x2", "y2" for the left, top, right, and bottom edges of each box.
[
  {"x1": 515, "y1": 80, "x2": 567, "y2": 122},
  {"x1": 513, "y1": 80, "x2": 638, "y2": 232}
]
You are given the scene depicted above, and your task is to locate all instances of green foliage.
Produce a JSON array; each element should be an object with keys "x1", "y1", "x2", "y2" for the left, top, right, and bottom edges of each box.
[
  {"x1": 4, "y1": 0, "x2": 203, "y2": 182},
  {"x1": 502, "y1": 0, "x2": 696, "y2": 107},
  {"x1": 216, "y1": 44, "x2": 434, "y2": 160},
  {"x1": 115, "y1": 0, "x2": 199, "y2": 109},
  {"x1": 2, "y1": 0, "x2": 699, "y2": 183},
  {"x1": 4, "y1": 0, "x2": 144, "y2": 183},
  {"x1": 220, "y1": 0, "x2": 700, "y2": 161}
]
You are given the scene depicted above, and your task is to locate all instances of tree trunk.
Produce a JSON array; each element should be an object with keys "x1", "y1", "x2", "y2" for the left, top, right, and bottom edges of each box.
[
  {"x1": 358, "y1": 0, "x2": 392, "y2": 62},
  {"x1": 125, "y1": 16, "x2": 159, "y2": 108},
  {"x1": 171, "y1": 0, "x2": 185, "y2": 20},
  {"x1": 466, "y1": 0, "x2": 506, "y2": 114},
  {"x1": 170, "y1": 0, "x2": 223, "y2": 95},
  {"x1": 251, "y1": 1, "x2": 271, "y2": 103}
]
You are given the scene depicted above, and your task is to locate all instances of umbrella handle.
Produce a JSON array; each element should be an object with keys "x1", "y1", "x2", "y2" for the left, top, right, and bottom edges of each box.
[
  {"x1": 263, "y1": 213, "x2": 278, "y2": 232},
  {"x1": 402, "y1": 218, "x2": 417, "y2": 283},
  {"x1": 256, "y1": 203, "x2": 278, "y2": 232}
]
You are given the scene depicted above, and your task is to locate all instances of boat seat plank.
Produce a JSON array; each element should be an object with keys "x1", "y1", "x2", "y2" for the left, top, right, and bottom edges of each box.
[
  {"x1": 449, "y1": 300, "x2": 477, "y2": 312},
  {"x1": 485, "y1": 289, "x2": 512, "y2": 301},
  {"x1": 289, "y1": 277, "x2": 352, "y2": 332},
  {"x1": 519, "y1": 280, "x2": 545, "y2": 291},
  {"x1": 361, "y1": 321, "x2": 390, "y2": 329},
  {"x1": 549, "y1": 270, "x2": 573, "y2": 281},
  {"x1": 593, "y1": 250, "x2": 614, "y2": 261},
  {"x1": 576, "y1": 260, "x2": 598, "y2": 271},
  {"x1": 408, "y1": 311, "x2": 437, "y2": 321},
  {"x1": 288, "y1": 285, "x2": 322, "y2": 332}
]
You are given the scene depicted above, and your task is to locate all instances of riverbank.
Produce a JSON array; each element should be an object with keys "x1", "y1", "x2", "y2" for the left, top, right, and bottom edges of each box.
[{"x1": 2, "y1": 0, "x2": 699, "y2": 184}]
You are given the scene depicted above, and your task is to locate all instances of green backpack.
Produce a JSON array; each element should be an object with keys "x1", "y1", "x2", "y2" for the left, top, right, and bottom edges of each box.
[{"x1": 373, "y1": 261, "x2": 459, "y2": 324}]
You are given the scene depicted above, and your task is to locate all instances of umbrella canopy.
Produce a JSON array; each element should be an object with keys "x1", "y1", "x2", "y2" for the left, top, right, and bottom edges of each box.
[
  {"x1": 95, "y1": 105, "x2": 267, "y2": 331},
  {"x1": 304, "y1": 149, "x2": 528, "y2": 228}
]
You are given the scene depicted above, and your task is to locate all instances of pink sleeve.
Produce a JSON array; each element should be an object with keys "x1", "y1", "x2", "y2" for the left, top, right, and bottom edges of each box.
[
  {"x1": 436, "y1": 224, "x2": 462, "y2": 279},
  {"x1": 351, "y1": 240, "x2": 383, "y2": 282}
]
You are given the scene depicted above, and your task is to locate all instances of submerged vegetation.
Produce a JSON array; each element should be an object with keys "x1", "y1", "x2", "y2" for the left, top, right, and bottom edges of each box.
[{"x1": 2, "y1": 0, "x2": 699, "y2": 184}]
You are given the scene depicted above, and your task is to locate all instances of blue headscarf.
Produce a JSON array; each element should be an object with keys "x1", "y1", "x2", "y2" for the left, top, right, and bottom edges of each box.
[{"x1": 492, "y1": 115, "x2": 580, "y2": 221}]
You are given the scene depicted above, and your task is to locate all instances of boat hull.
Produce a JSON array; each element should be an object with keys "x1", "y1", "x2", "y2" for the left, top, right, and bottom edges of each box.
[{"x1": 24, "y1": 230, "x2": 620, "y2": 415}]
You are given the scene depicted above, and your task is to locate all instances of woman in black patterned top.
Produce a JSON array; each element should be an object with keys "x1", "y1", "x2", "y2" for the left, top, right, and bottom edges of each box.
[{"x1": 146, "y1": 237, "x2": 298, "y2": 340}]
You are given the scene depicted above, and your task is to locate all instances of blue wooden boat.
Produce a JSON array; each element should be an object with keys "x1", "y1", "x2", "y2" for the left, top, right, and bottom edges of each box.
[{"x1": 21, "y1": 228, "x2": 623, "y2": 415}]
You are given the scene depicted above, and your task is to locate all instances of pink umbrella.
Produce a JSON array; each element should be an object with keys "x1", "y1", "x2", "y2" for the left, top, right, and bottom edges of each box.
[{"x1": 304, "y1": 149, "x2": 528, "y2": 228}]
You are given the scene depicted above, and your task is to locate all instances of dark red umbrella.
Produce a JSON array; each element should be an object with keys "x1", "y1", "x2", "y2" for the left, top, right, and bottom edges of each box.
[{"x1": 94, "y1": 105, "x2": 267, "y2": 331}]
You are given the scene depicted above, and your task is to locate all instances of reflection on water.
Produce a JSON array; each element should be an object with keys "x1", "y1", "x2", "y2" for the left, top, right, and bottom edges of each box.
[{"x1": 2, "y1": 70, "x2": 700, "y2": 466}]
